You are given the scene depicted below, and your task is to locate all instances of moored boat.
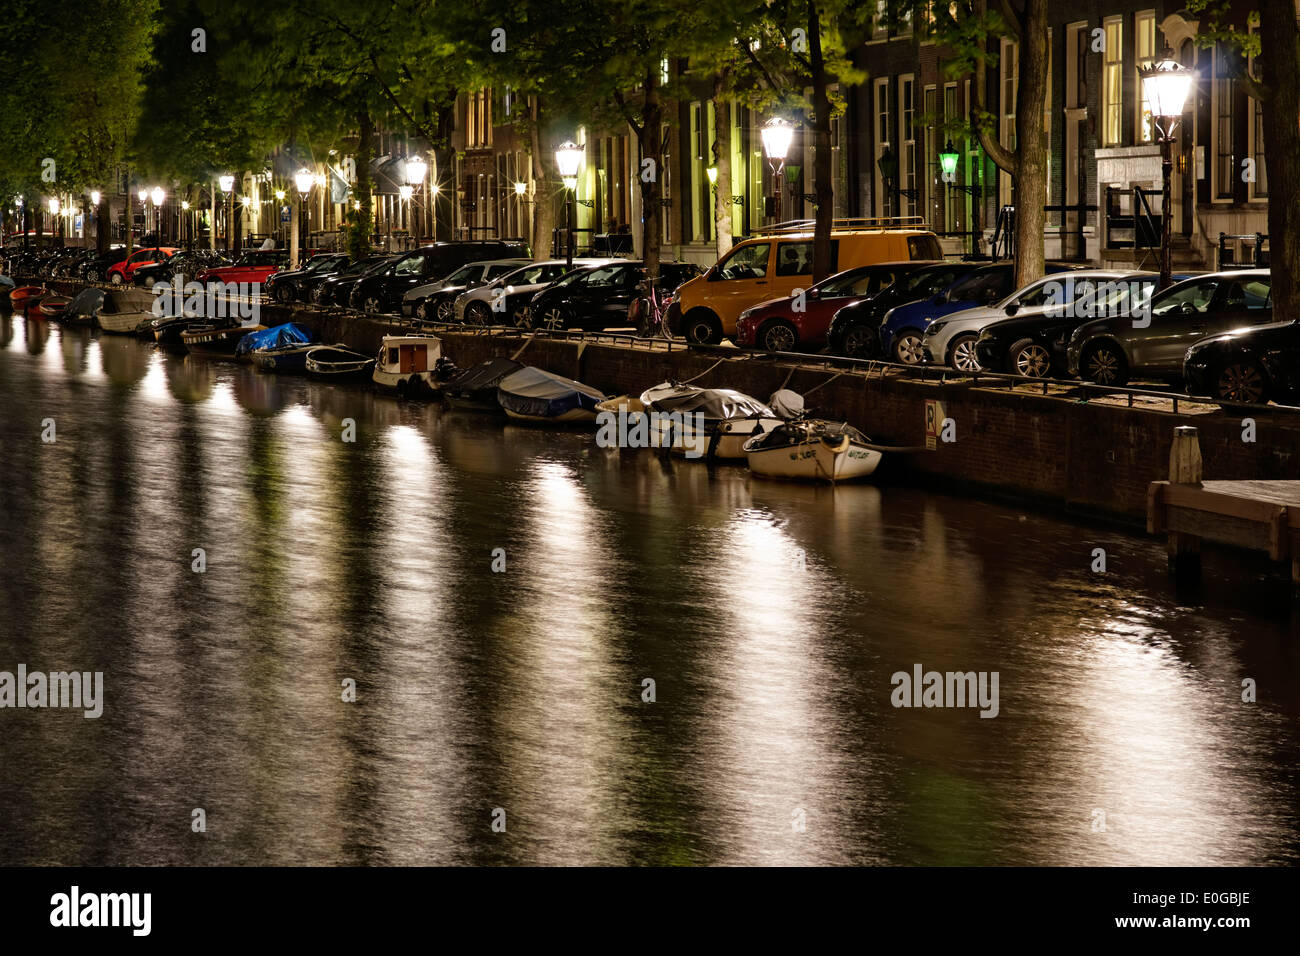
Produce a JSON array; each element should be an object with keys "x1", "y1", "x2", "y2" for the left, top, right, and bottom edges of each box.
[
  {"x1": 37, "y1": 295, "x2": 71, "y2": 319},
  {"x1": 9, "y1": 286, "x2": 48, "y2": 313},
  {"x1": 743, "y1": 420, "x2": 882, "y2": 482},
  {"x1": 304, "y1": 345, "x2": 375, "y2": 382},
  {"x1": 252, "y1": 343, "x2": 318, "y2": 374},
  {"x1": 638, "y1": 382, "x2": 784, "y2": 460},
  {"x1": 372, "y1": 333, "x2": 443, "y2": 396},
  {"x1": 182, "y1": 322, "x2": 264, "y2": 357},
  {"x1": 444, "y1": 357, "x2": 524, "y2": 411},
  {"x1": 98, "y1": 309, "x2": 155, "y2": 334},
  {"x1": 497, "y1": 366, "x2": 607, "y2": 423}
]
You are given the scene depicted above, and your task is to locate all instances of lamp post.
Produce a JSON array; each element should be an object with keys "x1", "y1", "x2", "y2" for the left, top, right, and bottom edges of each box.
[
  {"x1": 404, "y1": 155, "x2": 427, "y2": 242},
  {"x1": 218, "y1": 174, "x2": 235, "y2": 253},
  {"x1": 1140, "y1": 49, "x2": 1195, "y2": 291},
  {"x1": 760, "y1": 117, "x2": 794, "y2": 225},
  {"x1": 48, "y1": 197, "x2": 61, "y2": 244},
  {"x1": 555, "y1": 140, "x2": 583, "y2": 268},
  {"x1": 940, "y1": 140, "x2": 983, "y2": 258},
  {"x1": 150, "y1": 187, "x2": 164, "y2": 244},
  {"x1": 293, "y1": 168, "x2": 314, "y2": 266}
]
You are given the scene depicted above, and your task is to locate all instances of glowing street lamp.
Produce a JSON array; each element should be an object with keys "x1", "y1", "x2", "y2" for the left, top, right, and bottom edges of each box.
[
  {"x1": 555, "y1": 141, "x2": 583, "y2": 268},
  {"x1": 514, "y1": 180, "x2": 527, "y2": 196},
  {"x1": 939, "y1": 141, "x2": 960, "y2": 181},
  {"x1": 219, "y1": 174, "x2": 235, "y2": 193},
  {"x1": 404, "y1": 155, "x2": 427, "y2": 186},
  {"x1": 150, "y1": 186, "x2": 164, "y2": 207},
  {"x1": 275, "y1": 189, "x2": 285, "y2": 201},
  {"x1": 89, "y1": 189, "x2": 101, "y2": 206},
  {"x1": 294, "y1": 168, "x2": 314, "y2": 199},
  {"x1": 48, "y1": 197, "x2": 59, "y2": 215},
  {"x1": 760, "y1": 117, "x2": 794, "y2": 223},
  {"x1": 1140, "y1": 49, "x2": 1196, "y2": 291}
]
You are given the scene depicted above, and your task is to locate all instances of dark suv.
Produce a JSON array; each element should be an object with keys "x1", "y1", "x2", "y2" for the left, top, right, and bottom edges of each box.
[
  {"x1": 349, "y1": 240, "x2": 531, "y2": 314},
  {"x1": 525, "y1": 260, "x2": 703, "y2": 331}
]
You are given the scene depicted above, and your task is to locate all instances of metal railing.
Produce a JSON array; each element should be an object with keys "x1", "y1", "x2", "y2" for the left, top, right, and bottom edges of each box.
[{"x1": 1217, "y1": 232, "x2": 1269, "y2": 269}]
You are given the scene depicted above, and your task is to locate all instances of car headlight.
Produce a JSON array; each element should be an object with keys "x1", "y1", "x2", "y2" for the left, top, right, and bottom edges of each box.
[{"x1": 925, "y1": 320, "x2": 947, "y2": 336}]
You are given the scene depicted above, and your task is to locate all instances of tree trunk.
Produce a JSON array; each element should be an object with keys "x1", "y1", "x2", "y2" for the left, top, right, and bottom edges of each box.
[
  {"x1": 639, "y1": 68, "x2": 663, "y2": 282},
  {"x1": 95, "y1": 197, "x2": 107, "y2": 254},
  {"x1": 1259, "y1": 1, "x2": 1300, "y2": 322},
  {"x1": 1011, "y1": 0, "x2": 1048, "y2": 288},
  {"x1": 809, "y1": 5, "x2": 834, "y2": 283},
  {"x1": 528, "y1": 96, "x2": 556, "y2": 262},
  {"x1": 712, "y1": 84, "x2": 734, "y2": 258},
  {"x1": 346, "y1": 109, "x2": 374, "y2": 260}
]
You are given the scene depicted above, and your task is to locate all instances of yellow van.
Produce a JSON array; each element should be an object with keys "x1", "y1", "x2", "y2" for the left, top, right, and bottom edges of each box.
[{"x1": 668, "y1": 222, "x2": 943, "y2": 344}]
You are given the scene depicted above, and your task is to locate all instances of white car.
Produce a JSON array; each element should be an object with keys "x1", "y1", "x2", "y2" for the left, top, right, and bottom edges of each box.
[
  {"x1": 401, "y1": 258, "x2": 531, "y2": 319},
  {"x1": 921, "y1": 269, "x2": 1143, "y2": 371},
  {"x1": 454, "y1": 258, "x2": 617, "y2": 325}
]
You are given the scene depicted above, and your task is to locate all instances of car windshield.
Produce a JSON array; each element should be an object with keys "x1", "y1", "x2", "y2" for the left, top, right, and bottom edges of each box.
[
  {"x1": 444, "y1": 264, "x2": 479, "y2": 284},
  {"x1": 946, "y1": 268, "x2": 1008, "y2": 302},
  {"x1": 304, "y1": 256, "x2": 339, "y2": 273},
  {"x1": 819, "y1": 269, "x2": 878, "y2": 296},
  {"x1": 1152, "y1": 278, "x2": 1221, "y2": 316}
]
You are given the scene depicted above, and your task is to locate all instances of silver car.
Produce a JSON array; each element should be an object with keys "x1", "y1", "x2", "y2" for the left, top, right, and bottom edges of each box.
[
  {"x1": 454, "y1": 258, "x2": 616, "y2": 325},
  {"x1": 1067, "y1": 270, "x2": 1271, "y2": 385},
  {"x1": 401, "y1": 258, "x2": 531, "y2": 318},
  {"x1": 922, "y1": 269, "x2": 1142, "y2": 371}
]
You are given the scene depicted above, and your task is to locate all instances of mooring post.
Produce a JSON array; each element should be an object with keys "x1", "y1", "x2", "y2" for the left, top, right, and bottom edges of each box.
[{"x1": 1168, "y1": 425, "x2": 1203, "y2": 584}]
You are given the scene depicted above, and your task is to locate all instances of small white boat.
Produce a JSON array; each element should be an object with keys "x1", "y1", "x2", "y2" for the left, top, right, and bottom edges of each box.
[
  {"x1": 639, "y1": 382, "x2": 783, "y2": 460},
  {"x1": 97, "y1": 308, "x2": 154, "y2": 335},
  {"x1": 372, "y1": 333, "x2": 442, "y2": 396},
  {"x1": 743, "y1": 420, "x2": 882, "y2": 482}
]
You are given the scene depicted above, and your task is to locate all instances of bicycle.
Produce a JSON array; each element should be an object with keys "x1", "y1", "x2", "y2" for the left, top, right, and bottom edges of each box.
[{"x1": 629, "y1": 274, "x2": 672, "y2": 338}]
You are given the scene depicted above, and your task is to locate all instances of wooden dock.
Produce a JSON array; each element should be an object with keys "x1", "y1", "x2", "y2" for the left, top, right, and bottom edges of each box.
[{"x1": 1148, "y1": 426, "x2": 1300, "y2": 588}]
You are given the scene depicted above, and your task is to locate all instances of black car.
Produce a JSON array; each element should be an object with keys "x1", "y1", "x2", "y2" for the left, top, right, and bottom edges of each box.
[
  {"x1": 349, "y1": 240, "x2": 531, "y2": 314},
  {"x1": 81, "y1": 246, "x2": 130, "y2": 282},
  {"x1": 974, "y1": 273, "x2": 1160, "y2": 378},
  {"x1": 525, "y1": 260, "x2": 703, "y2": 332},
  {"x1": 1183, "y1": 319, "x2": 1300, "y2": 405},
  {"x1": 827, "y1": 261, "x2": 986, "y2": 358},
  {"x1": 314, "y1": 255, "x2": 394, "y2": 307},
  {"x1": 265, "y1": 253, "x2": 349, "y2": 303}
]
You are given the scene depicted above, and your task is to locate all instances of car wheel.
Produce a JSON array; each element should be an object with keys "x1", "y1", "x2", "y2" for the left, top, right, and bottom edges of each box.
[
  {"x1": 949, "y1": 333, "x2": 983, "y2": 372},
  {"x1": 1009, "y1": 338, "x2": 1052, "y2": 378},
  {"x1": 86, "y1": 269, "x2": 100, "y2": 281},
  {"x1": 275, "y1": 285, "x2": 294, "y2": 303},
  {"x1": 363, "y1": 295, "x2": 383, "y2": 314},
  {"x1": 683, "y1": 310, "x2": 721, "y2": 345},
  {"x1": 435, "y1": 299, "x2": 455, "y2": 322},
  {"x1": 465, "y1": 301, "x2": 491, "y2": 326},
  {"x1": 1216, "y1": 360, "x2": 1269, "y2": 405},
  {"x1": 1081, "y1": 341, "x2": 1129, "y2": 386},
  {"x1": 759, "y1": 321, "x2": 798, "y2": 353},
  {"x1": 414, "y1": 300, "x2": 429, "y2": 322},
  {"x1": 840, "y1": 323, "x2": 880, "y2": 359},
  {"x1": 109, "y1": 273, "x2": 123, "y2": 285},
  {"x1": 892, "y1": 330, "x2": 924, "y2": 365},
  {"x1": 539, "y1": 306, "x2": 569, "y2": 331}
]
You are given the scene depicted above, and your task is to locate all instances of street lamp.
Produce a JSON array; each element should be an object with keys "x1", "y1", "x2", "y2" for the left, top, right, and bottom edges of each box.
[
  {"x1": 182, "y1": 199, "x2": 191, "y2": 251},
  {"x1": 151, "y1": 187, "x2": 165, "y2": 245},
  {"x1": 555, "y1": 140, "x2": 583, "y2": 268},
  {"x1": 761, "y1": 117, "x2": 794, "y2": 222},
  {"x1": 219, "y1": 174, "x2": 235, "y2": 252},
  {"x1": 940, "y1": 140, "x2": 983, "y2": 257},
  {"x1": 1140, "y1": 49, "x2": 1195, "y2": 291},
  {"x1": 404, "y1": 156, "x2": 427, "y2": 239},
  {"x1": 294, "y1": 168, "x2": 314, "y2": 265}
]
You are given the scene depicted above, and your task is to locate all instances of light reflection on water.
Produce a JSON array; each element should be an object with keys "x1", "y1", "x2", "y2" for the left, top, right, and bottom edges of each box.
[{"x1": 0, "y1": 317, "x2": 1297, "y2": 866}]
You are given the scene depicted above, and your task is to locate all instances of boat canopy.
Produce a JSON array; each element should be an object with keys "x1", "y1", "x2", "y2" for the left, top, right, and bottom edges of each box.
[
  {"x1": 640, "y1": 382, "x2": 774, "y2": 421},
  {"x1": 66, "y1": 287, "x2": 107, "y2": 318},
  {"x1": 499, "y1": 366, "x2": 605, "y2": 402},
  {"x1": 235, "y1": 322, "x2": 314, "y2": 356},
  {"x1": 447, "y1": 356, "x2": 524, "y2": 393}
]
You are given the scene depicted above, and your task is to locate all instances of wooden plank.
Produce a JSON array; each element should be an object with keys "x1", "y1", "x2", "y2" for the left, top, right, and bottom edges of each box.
[
  {"x1": 1162, "y1": 482, "x2": 1294, "y2": 524},
  {"x1": 1202, "y1": 480, "x2": 1300, "y2": 509},
  {"x1": 1270, "y1": 507, "x2": 1290, "y2": 561},
  {"x1": 1166, "y1": 507, "x2": 1273, "y2": 553}
]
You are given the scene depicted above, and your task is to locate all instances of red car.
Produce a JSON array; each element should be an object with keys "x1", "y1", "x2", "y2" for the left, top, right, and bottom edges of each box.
[
  {"x1": 196, "y1": 249, "x2": 289, "y2": 285},
  {"x1": 734, "y1": 261, "x2": 929, "y2": 352},
  {"x1": 107, "y1": 247, "x2": 179, "y2": 285}
]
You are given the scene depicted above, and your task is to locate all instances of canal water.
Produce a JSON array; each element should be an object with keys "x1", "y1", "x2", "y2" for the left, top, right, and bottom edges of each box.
[{"x1": 1, "y1": 315, "x2": 1298, "y2": 866}]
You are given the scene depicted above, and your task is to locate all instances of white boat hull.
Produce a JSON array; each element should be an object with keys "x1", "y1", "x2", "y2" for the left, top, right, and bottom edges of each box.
[
  {"x1": 503, "y1": 406, "x2": 597, "y2": 423},
  {"x1": 746, "y1": 437, "x2": 882, "y2": 482},
  {"x1": 649, "y1": 415, "x2": 784, "y2": 460}
]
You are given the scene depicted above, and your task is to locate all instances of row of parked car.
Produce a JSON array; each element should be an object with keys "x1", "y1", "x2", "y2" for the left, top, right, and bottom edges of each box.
[{"x1": 720, "y1": 255, "x2": 1286, "y2": 404}]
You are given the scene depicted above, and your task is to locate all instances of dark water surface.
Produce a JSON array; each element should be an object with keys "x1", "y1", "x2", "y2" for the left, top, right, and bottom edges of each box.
[{"x1": 1, "y1": 315, "x2": 1297, "y2": 866}]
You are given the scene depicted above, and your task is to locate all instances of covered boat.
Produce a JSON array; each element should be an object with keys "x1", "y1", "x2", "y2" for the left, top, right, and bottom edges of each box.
[
  {"x1": 743, "y1": 420, "x2": 882, "y2": 482},
  {"x1": 37, "y1": 295, "x2": 72, "y2": 319},
  {"x1": 63, "y1": 287, "x2": 106, "y2": 326},
  {"x1": 444, "y1": 357, "x2": 523, "y2": 411},
  {"x1": 497, "y1": 366, "x2": 607, "y2": 422},
  {"x1": 372, "y1": 333, "x2": 443, "y2": 396},
  {"x1": 304, "y1": 345, "x2": 375, "y2": 381},
  {"x1": 639, "y1": 382, "x2": 784, "y2": 460},
  {"x1": 235, "y1": 321, "x2": 314, "y2": 358}
]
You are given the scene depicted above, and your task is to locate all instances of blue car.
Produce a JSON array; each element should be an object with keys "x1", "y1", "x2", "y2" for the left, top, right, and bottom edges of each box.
[{"x1": 880, "y1": 261, "x2": 1079, "y2": 364}]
